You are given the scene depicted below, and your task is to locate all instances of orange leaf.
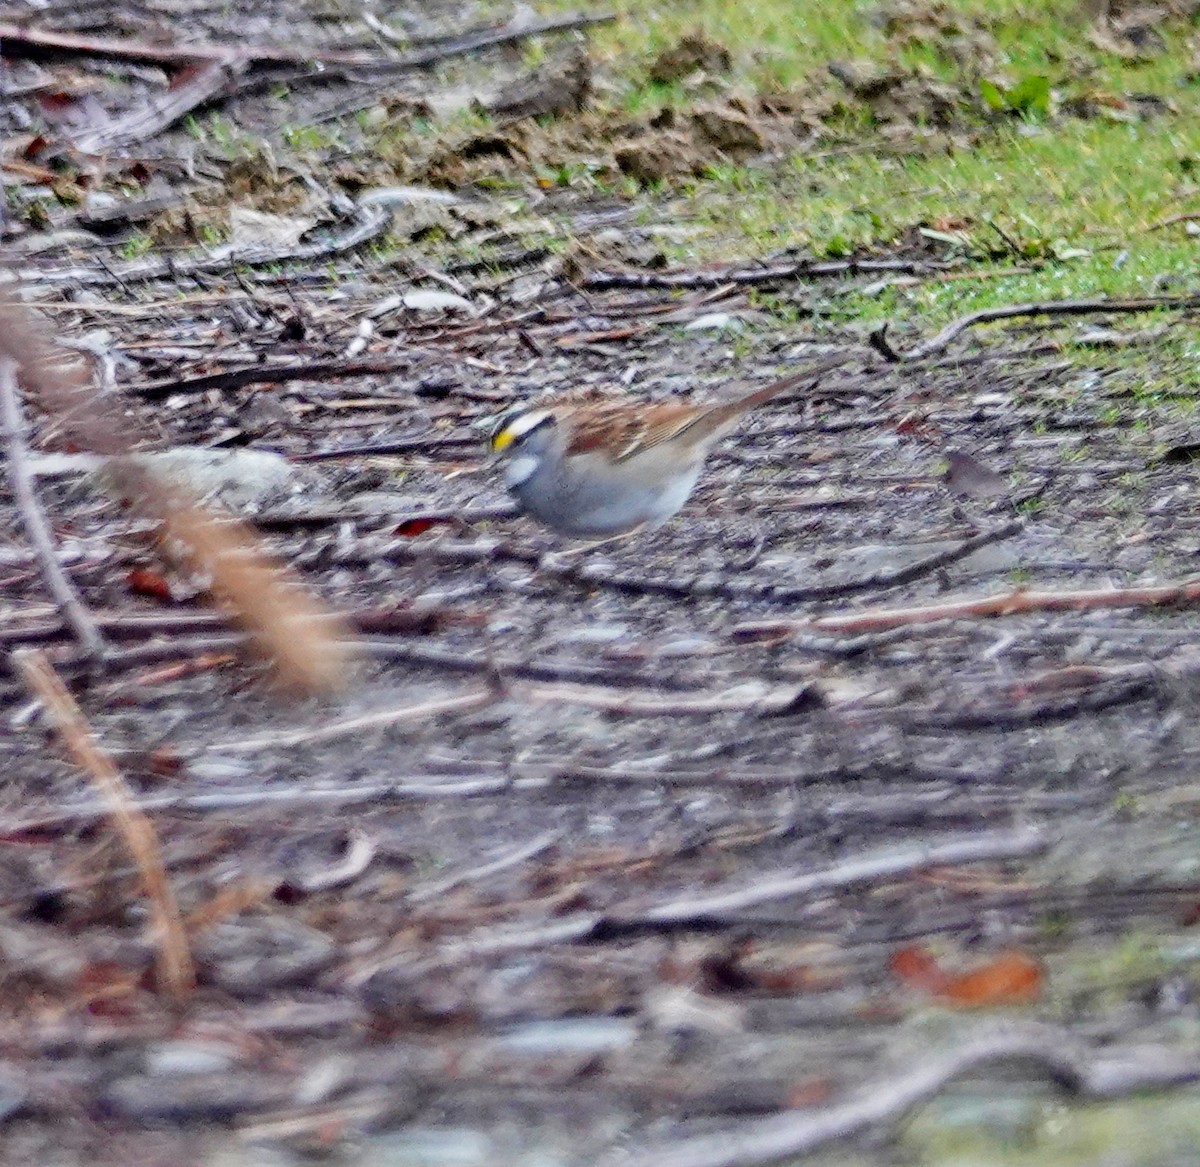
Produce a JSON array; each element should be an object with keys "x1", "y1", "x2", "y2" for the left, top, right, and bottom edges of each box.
[{"x1": 941, "y1": 951, "x2": 1043, "y2": 1006}]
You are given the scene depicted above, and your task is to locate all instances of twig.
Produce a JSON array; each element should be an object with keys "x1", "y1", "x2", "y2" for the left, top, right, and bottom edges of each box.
[
  {"x1": 521, "y1": 680, "x2": 809, "y2": 717},
  {"x1": 132, "y1": 356, "x2": 419, "y2": 399},
  {"x1": 351, "y1": 11, "x2": 618, "y2": 76},
  {"x1": 400, "y1": 827, "x2": 1046, "y2": 972},
  {"x1": 736, "y1": 576, "x2": 1200, "y2": 637},
  {"x1": 217, "y1": 688, "x2": 499, "y2": 753},
  {"x1": 11, "y1": 649, "x2": 194, "y2": 1000},
  {"x1": 550, "y1": 521, "x2": 1024, "y2": 604},
  {"x1": 0, "y1": 21, "x2": 342, "y2": 66},
  {"x1": 0, "y1": 11, "x2": 616, "y2": 71},
  {"x1": 290, "y1": 434, "x2": 480, "y2": 461},
  {"x1": 407, "y1": 828, "x2": 564, "y2": 904},
  {"x1": 904, "y1": 671, "x2": 1158, "y2": 731},
  {"x1": 869, "y1": 293, "x2": 1200, "y2": 362},
  {"x1": 614, "y1": 1024, "x2": 1200, "y2": 1167},
  {"x1": 623, "y1": 827, "x2": 1045, "y2": 927},
  {"x1": 0, "y1": 358, "x2": 105, "y2": 660},
  {"x1": 1, "y1": 776, "x2": 550, "y2": 836},
  {"x1": 1144, "y1": 211, "x2": 1200, "y2": 232},
  {"x1": 580, "y1": 257, "x2": 951, "y2": 291},
  {"x1": 0, "y1": 602, "x2": 486, "y2": 646}
]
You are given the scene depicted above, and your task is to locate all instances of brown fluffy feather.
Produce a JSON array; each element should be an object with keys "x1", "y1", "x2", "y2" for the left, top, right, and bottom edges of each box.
[{"x1": 560, "y1": 365, "x2": 839, "y2": 463}]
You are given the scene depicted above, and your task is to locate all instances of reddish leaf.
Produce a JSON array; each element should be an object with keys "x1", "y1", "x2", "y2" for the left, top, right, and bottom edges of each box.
[
  {"x1": 394, "y1": 518, "x2": 438, "y2": 537},
  {"x1": 889, "y1": 944, "x2": 950, "y2": 992},
  {"x1": 126, "y1": 567, "x2": 174, "y2": 601},
  {"x1": 22, "y1": 135, "x2": 50, "y2": 160},
  {"x1": 1178, "y1": 902, "x2": 1200, "y2": 927},
  {"x1": 73, "y1": 960, "x2": 142, "y2": 1018},
  {"x1": 393, "y1": 517, "x2": 456, "y2": 537}
]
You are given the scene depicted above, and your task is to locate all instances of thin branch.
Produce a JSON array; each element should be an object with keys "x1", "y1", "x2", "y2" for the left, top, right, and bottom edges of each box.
[
  {"x1": 623, "y1": 827, "x2": 1046, "y2": 927},
  {"x1": 736, "y1": 577, "x2": 1200, "y2": 638},
  {"x1": 0, "y1": 357, "x2": 105, "y2": 660},
  {"x1": 407, "y1": 828, "x2": 565, "y2": 904},
  {"x1": 521, "y1": 680, "x2": 809, "y2": 717},
  {"x1": 0, "y1": 12, "x2": 614, "y2": 69},
  {"x1": 1, "y1": 776, "x2": 549, "y2": 835},
  {"x1": 132, "y1": 356, "x2": 418, "y2": 399},
  {"x1": 217, "y1": 688, "x2": 500, "y2": 753},
  {"x1": 12, "y1": 649, "x2": 194, "y2": 1000},
  {"x1": 363, "y1": 10, "x2": 618, "y2": 76},
  {"x1": 392, "y1": 827, "x2": 1046, "y2": 973},
  {"x1": 614, "y1": 1024, "x2": 1200, "y2": 1167},
  {"x1": 546, "y1": 521, "x2": 1025, "y2": 604},
  {"x1": 17, "y1": 201, "x2": 390, "y2": 290},
  {"x1": 580, "y1": 257, "x2": 951, "y2": 292},
  {"x1": 869, "y1": 293, "x2": 1200, "y2": 362}
]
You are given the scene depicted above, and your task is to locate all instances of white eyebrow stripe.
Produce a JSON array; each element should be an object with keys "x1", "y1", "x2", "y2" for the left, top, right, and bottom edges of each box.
[{"x1": 504, "y1": 409, "x2": 553, "y2": 439}]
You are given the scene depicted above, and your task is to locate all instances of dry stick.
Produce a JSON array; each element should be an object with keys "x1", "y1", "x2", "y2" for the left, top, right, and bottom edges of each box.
[
  {"x1": 580, "y1": 257, "x2": 952, "y2": 292},
  {"x1": 615, "y1": 1024, "x2": 1200, "y2": 1167},
  {"x1": 521, "y1": 680, "x2": 807, "y2": 717},
  {"x1": 869, "y1": 292, "x2": 1200, "y2": 363},
  {"x1": 407, "y1": 828, "x2": 565, "y2": 904},
  {"x1": 0, "y1": 601, "x2": 486, "y2": 645},
  {"x1": 0, "y1": 358, "x2": 105, "y2": 660},
  {"x1": 550, "y1": 521, "x2": 1025, "y2": 604},
  {"x1": 132, "y1": 356, "x2": 419, "y2": 399},
  {"x1": 622, "y1": 826, "x2": 1045, "y2": 927},
  {"x1": 218, "y1": 688, "x2": 499, "y2": 753},
  {"x1": 416, "y1": 827, "x2": 1047, "y2": 969},
  {"x1": 739, "y1": 577, "x2": 1200, "y2": 638},
  {"x1": 12, "y1": 649, "x2": 194, "y2": 1000},
  {"x1": 2, "y1": 777, "x2": 544, "y2": 836}
]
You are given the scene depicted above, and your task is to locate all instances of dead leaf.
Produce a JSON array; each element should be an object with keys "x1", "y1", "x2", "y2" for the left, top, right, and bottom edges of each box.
[
  {"x1": 943, "y1": 449, "x2": 1010, "y2": 500},
  {"x1": 890, "y1": 944, "x2": 1044, "y2": 1006},
  {"x1": 127, "y1": 567, "x2": 176, "y2": 602},
  {"x1": 940, "y1": 951, "x2": 1043, "y2": 1005}
]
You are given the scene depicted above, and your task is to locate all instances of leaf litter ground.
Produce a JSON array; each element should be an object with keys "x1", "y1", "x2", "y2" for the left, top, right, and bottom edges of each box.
[{"x1": 6, "y1": 1, "x2": 1200, "y2": 1165}]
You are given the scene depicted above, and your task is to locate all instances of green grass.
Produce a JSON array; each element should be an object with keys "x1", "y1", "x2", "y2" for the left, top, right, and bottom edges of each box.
[
  {"x1": 361, "y1": 0, "x2": 1200, "y2": 343},
  {"x1": 561, "y1": 0, "x2": 1197, "y2": 100},
  {"x1": 512, "y1": 0, "x2": 1200, "y2": 329}
]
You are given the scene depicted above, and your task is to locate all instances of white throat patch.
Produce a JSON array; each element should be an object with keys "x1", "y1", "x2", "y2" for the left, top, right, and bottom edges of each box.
[{"x1": 504, "y1": 452, "x2": 542, "y2": 487}]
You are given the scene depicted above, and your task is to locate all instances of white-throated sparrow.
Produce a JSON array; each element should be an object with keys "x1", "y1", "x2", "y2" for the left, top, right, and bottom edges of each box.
[{"x1": 487, "y1": 363, "x2": 837, "y2": 537}]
